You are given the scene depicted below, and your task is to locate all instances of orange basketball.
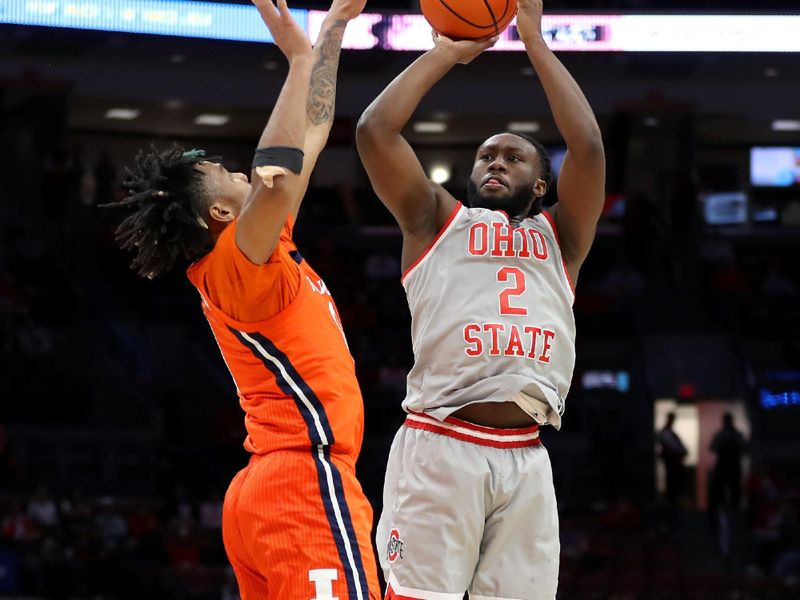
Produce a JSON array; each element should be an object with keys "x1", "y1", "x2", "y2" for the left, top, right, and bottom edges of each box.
[{"x1": 420, "y1": 0, "x2": 517, "y2": 40}]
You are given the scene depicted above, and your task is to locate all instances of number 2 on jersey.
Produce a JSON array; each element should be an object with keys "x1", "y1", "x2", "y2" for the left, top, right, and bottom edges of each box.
[{"x1": 496, "y1": 267, "x2": 528, "y2": 316}]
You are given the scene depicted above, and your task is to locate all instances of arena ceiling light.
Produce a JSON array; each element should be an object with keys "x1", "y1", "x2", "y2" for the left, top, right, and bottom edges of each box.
[
  {"x1": 429, "y1": 164, "x2": 451, "y2": 184},
  {"x1": 413, "y1": 122, "x2": 447, "y2": 134},
  {"x1": 508, "y1": 121, "x2": 541, "y2": 133},
  {"x1": 104, "y1": 108, "x2": 140, "y2": 120},
  {"x1": 194, "y1": 114, "x2": 230, "y2": 126},
  {"x1": 771, "y1": 120, "x2": 800, "y2": 132}
]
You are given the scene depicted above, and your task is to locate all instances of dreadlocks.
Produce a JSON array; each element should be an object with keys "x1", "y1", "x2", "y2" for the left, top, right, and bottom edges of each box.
[
  {"x1": 102, "y1": 146, "x2": 216, "y2": 279},
  {"x1": 504, "y1": 131, "x2": 553, "y2": 216}
]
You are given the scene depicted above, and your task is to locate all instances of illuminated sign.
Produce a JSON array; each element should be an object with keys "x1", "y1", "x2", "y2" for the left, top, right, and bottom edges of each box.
[
  {"x1": 1, "y1": 1, "x2": 799, "y2": 52},
  {"x1": 759, "y1": 371, "x2": 800, "y2": 409},
  {"x1": 0, "y1": 0, "x2": 306, "y2": 42},
  {"x1": 760, "y1": 390, "x2": 800, "y2": 409},
  {"x1": 581, "y1": 370, "x2": 630, "y2": 393}
]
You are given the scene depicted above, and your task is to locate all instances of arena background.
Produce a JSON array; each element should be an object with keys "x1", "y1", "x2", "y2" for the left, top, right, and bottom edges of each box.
[{"x1": 0, "y1": 0, "x2": 799, "y2": 598}]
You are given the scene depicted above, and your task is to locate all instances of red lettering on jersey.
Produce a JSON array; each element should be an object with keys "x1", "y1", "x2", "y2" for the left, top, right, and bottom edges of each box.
[
  {"x1": 527, "y1": 228, "x2": 548, "y2": 260},
  {"x1": 468, "y1": 223, "x2": 489, "y2": 256},
  {"x1": 516, "y1": 227, "x2": 531, "y2": 258},
  {"x1": 483, "y1": 323, "x2": 505, "y2": 356},
  {"x1": 504, "y1": 324, "x2": 525, "y2": 356},
  {"x1": 491, "y1": 222, "x2": 515, "y2": 257},
  {"x1": 524, "y1": 326, "x2": 542, "y2": 359},
  {"x1": 538, "y1": 329, "x2": 555, "y2": 363},
  {"x1": 528, "y1": 228, "x2": 547, "y2": 260},
  {"x1": 463, "y1": 324, "x2": 483, "y2": 356}
]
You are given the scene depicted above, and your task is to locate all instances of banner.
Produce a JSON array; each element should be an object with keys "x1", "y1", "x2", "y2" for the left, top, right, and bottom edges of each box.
[{"x1": 3, "y1": 1, "x2": 800, "y2": 52}]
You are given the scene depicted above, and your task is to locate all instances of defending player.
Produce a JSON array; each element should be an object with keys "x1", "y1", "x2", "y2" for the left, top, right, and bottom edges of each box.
[
  {"x1": 356, "y1": 0, "x2": 605, "y2": 598},
  {"x1": 104, "y1": 1, "x2": 380, "y2": 598}
]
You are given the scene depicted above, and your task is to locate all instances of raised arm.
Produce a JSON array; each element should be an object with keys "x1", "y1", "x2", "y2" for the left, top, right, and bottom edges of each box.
[
  {"x1": 356, "y1": 35, "x2": 495, "y2": 268},
  {"x1": 291, "y1": 0, "x2": 366, "y2": 215},
  {"x1": 235, "y1": 0, "x2": 312, "y2": 264},
  {"x1": 517, "y1": 0, "x2": 605, "y2": 280}
]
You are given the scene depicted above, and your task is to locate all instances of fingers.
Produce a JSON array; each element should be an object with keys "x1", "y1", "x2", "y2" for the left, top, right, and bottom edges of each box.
[
  {"x1": 255, "y1": 165, "x2": 289, "y2": 189},
  {"x1": 482, "y1": 35, "x2": 499, "y2": 49},
  {"x1": 253, "y1": 0, "x2": 278, "y2": 17},
  {"x1": 276, "y1": 0, "x2": 291, "y2": 19},
  {"x1": 252, "y1": 0, "x2": 279, "y2": 28}
]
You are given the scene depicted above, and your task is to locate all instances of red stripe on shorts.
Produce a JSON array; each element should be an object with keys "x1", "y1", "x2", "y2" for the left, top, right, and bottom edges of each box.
[{"x1": 404, "y1": 414, "x2": 541, "y2": 449}]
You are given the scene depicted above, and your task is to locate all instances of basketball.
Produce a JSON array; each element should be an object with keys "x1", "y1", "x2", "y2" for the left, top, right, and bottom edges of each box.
[{"x1": 420, "y1": 0, "x2": 517, "y2": 40}]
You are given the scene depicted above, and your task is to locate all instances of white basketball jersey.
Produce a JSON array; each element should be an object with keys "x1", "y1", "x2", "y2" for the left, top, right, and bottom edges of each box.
[{"x1": 401, "y1": 203, "x2": 576, "y2": 429}]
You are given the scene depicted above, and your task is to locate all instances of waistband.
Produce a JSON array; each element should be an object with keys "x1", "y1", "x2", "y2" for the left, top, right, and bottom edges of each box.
[{"x1": 404, "y1": 411, "x2": 540, "y2": 449}]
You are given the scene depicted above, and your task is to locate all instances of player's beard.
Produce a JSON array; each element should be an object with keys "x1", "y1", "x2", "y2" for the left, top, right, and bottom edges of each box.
[{"x1": 467, "y1": 179, "x2": 536, "y2": 217}]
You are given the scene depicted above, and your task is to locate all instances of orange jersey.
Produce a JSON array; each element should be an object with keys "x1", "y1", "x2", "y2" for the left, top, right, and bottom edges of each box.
[
  {"x1": 186, "y1": 217, "x2": 365, "y2": 459},
  {"x1": 188, "y1": 218, "x2": 380, "y2": 600}
]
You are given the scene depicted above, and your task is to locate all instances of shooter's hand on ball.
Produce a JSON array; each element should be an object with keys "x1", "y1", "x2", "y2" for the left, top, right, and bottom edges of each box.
[
  {"x1": 432, "y1": 31, "x2": 499, "y2": 65},
  {"x1": 516, "y1": 0, "x2": 544, "y2": 45}
]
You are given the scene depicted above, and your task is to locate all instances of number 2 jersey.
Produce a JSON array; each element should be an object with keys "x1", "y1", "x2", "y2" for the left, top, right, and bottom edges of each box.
[
  {"x1": 402, "y1": 202, "x2": 576, "y2": 429},
  {"x1": 186, "y1": 217, "x2": 364, "y2": 458}
]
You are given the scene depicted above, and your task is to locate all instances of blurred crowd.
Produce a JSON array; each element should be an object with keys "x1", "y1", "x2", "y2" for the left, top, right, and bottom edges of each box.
[
  {"x1": 1, "y1": 134, "x2": 799, "y2": 599},
  {"x1": 0, "y1": 485, "x2": 232, "y2": 599}
]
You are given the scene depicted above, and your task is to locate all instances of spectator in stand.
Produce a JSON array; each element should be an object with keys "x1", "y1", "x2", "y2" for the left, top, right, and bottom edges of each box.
[
  {"x1": 94, "y1": 497, "x2": 128, "y2": 550},
  {"x1": 27, "y1": 487, "x2": 59, "y2": 531},
  {"x1": 199, "y1": 493, "x2": 223, "y2": 530},
  {"x1": 2, "y1": 500, "x2": 37, "y2": 544}
]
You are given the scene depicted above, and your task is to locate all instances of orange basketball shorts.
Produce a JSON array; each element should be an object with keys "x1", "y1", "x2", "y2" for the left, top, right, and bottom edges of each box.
[{"x1": 222, "y1": 448, "x2": 381, "y2": 600}]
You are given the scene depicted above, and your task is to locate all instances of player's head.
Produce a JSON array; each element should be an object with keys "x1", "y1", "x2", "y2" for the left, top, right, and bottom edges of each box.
[
  {"x1": 723, "y1": 413, "x2": 734, "y2": 428},
  {"x1": 467, "y1": 132, "x2": 552, "y2": 218},
  {"x1": 104, "y1": 146, "x2": 250, "y2": 279}
]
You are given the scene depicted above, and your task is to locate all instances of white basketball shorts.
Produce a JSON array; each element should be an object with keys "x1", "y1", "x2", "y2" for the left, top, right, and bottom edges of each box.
[{"x1": 376, "y1": 411, "x2": 560, "y2": 600}]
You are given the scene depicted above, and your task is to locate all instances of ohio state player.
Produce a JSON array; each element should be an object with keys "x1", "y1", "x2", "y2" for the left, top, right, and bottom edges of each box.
[{"x1": 356, "y1": 0, "x2": 605, "y2": 597}]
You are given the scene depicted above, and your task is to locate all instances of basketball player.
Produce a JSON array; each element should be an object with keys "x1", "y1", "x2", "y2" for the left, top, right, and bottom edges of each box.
[
  {"x1": 104, "y1": 1, "x2": 380, "y2": 598},
  {"x1": 356, "y1": 0, "x2": 605, "y2": 597}
]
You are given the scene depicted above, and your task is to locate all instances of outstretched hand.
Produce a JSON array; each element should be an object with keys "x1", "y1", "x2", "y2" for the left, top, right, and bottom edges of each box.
[
  {"x1": 252, "y1": 0, "x2": 311, "y2": 61},
  {"x1": 516, "y1": 0, "x2": 544, "y2": 44},
  {"x1": 432, "y1": 31, "x2": 498, "y2": 65}
]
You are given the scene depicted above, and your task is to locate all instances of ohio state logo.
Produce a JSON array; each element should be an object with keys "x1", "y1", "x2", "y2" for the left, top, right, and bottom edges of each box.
[{"x1": 387, "y1": 528, "x2": 403, "y2": 563}]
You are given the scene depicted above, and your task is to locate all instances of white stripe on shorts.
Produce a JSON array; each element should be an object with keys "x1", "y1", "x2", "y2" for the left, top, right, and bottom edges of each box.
[{"x1": 387, "y1": 571, "x2": 465, "y2": 600}]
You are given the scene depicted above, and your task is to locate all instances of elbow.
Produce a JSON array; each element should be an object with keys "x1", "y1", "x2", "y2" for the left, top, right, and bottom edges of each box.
[
  {"x1": 355, "y1": 117, "x2": 381, "y2": 158},
  {"x1": 356, "y1": 110, "x2": 380, "y2": 147},
  {"x1": 356, "y1": 105, "x2": 396, "y2": 148},
  {"x1": 585, "y1": 126, "x2": 605, "y2": 155}
]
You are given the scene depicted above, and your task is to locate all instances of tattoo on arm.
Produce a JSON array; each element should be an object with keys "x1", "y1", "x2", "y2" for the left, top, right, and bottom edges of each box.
[{"x1": 307, "y1": 19, "x2": 347, "y2": 127}]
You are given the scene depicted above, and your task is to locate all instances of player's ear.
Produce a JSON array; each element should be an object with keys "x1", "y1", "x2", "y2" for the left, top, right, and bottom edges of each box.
[
  {"x1": 209, "y1": 199, "x2": 235, "y2": 224},
  {"x1": 534, "y1": 177, "x2": 547, "y2": 198}
]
